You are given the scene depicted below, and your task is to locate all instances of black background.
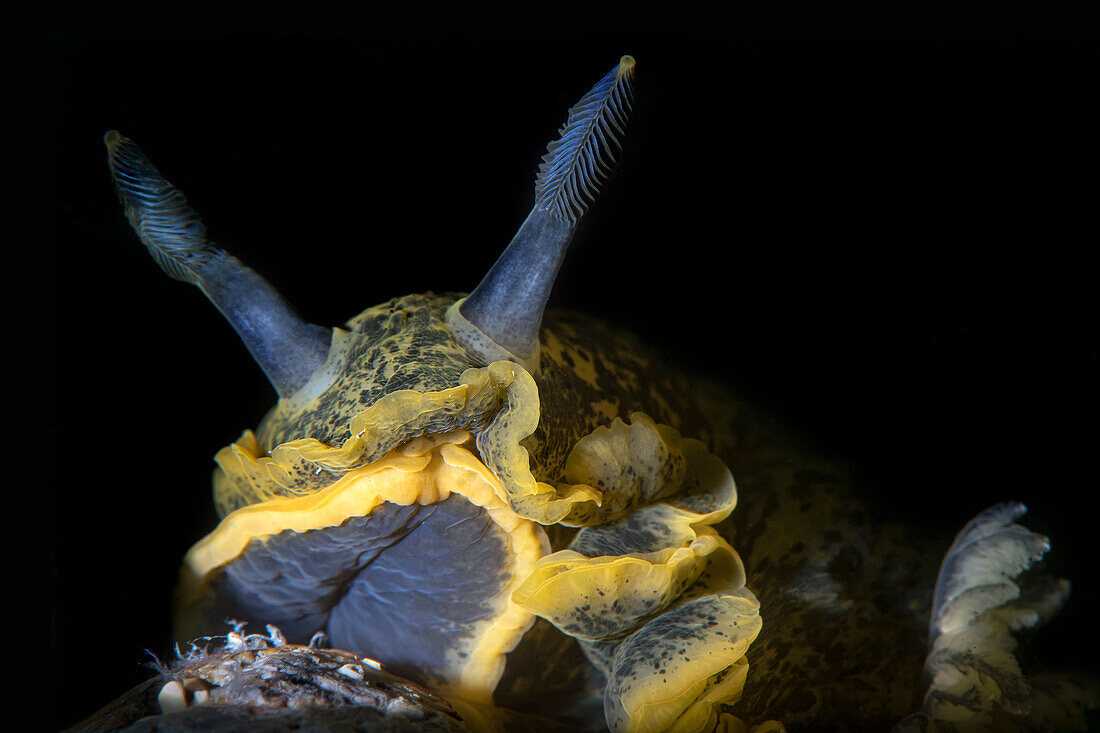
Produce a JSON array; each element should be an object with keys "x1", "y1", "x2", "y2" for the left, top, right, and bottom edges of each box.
[{"x1": 51, "y1": 34, "x2": 1097, "y2": 728}]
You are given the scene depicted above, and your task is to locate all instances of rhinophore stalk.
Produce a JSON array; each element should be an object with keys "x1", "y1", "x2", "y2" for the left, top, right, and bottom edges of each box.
[
  {"x1": 451, "y1": 56, "x2": 636, "y2": 369},
  {"x1": 104, "y1": 131, "x2": 332, "y2": 398}
]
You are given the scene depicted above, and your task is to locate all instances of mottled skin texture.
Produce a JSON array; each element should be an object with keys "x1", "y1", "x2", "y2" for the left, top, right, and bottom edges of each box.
[
  {"x1": 261, "y1": 294, "x2": 483, "y2": 452},
  {"x1": 212, "y1": 291, "x2": 940, "y2": 729},
  {"x1": 716, "y1": 400, "x2": 938, "y2": 728},
  {"x1": 238, "y1": 293, "x2": 718, "y2": 514}
]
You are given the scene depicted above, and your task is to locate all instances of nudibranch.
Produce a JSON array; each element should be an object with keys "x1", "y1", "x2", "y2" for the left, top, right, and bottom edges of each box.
[{"x1": 94, "y1": 55, "x2": 1096, "y2": 732}]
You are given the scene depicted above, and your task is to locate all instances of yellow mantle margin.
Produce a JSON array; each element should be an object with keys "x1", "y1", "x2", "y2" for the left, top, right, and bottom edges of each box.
[{"x1": 180, "y1": 429, "x2": 549, "y2": 704}]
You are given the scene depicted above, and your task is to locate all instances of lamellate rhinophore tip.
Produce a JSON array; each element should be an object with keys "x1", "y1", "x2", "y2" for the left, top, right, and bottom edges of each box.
[
  {"x1": 451, "y1": 57, "x2": 637, "y2": 369},
  {"x1": 105, "y1": 129, "x2": 219, "y2": 285},
  {"x1": 534, "y1": 55, "x2": 635, "y2": 224},
  {"x1": 105, "y1": 131, "x2": 332, "y2": 399},
  {"x1": 617, "y1": 55, "x2": 636, "y2": 79}
]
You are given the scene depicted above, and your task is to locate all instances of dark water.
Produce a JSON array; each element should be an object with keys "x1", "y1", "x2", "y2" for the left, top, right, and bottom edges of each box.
[{"x1": 49, "y1": 35, "x2": 1097, "y2": 729}]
